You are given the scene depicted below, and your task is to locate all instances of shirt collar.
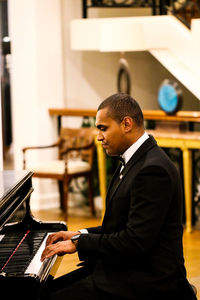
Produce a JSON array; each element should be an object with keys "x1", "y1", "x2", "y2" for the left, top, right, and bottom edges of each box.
[{"x1": 121, "y1": 132, "x2": 149, "y2": 165}]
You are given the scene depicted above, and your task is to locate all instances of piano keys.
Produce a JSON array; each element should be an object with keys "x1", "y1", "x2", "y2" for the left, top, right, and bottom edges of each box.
[{"x1": 0, "y1": 170, "x2": 67, "y2": 299}]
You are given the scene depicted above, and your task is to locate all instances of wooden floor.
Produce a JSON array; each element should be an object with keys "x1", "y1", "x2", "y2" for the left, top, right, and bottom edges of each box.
[{"x1": 34, "y1": 209, "x2": 200, "y2": 299}]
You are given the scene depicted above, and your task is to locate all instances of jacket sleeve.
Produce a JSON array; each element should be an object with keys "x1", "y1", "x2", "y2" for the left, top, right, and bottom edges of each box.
[
  {"x1": 77, "y1": 166, "x2": 174, "y2": 261},
  {"x1": 86, "y1": 226, "x2": 102, "y2": 234}
]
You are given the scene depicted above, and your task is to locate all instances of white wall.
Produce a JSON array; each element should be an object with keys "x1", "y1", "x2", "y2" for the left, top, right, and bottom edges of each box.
[
  {"x1": 8, "y1": 0, "x2": 64, "y2": 209},
  {"x1": 63, "y1": 1, "x2": 200, "y2": 113}
]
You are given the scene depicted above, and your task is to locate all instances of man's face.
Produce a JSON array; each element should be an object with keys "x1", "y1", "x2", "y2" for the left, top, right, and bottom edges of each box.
[{"x1": 96, "y1": 108, "x2": 128, "y2": 156}]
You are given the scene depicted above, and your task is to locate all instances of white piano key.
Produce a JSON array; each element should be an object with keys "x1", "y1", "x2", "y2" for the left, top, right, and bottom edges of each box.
[
  {"x1": 25, "y1": 233, "x2": 56, "y2": 277},
  {"x1": 0, "y1": 235, "x2": 5, "y2": 242}
]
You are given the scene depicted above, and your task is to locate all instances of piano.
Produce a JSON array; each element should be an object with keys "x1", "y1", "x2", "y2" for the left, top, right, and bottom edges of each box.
[{"x1": 0, "y1": 170, "x2": 67, "y2": 298}]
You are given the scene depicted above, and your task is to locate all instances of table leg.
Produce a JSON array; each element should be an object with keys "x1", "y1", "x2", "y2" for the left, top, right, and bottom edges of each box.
[
  {"x1": 95, "y1": 139, "x2": 107, "y2": 217},
  {"x1": 182, "y1": 148, "x2": 192, "y2": 233}
]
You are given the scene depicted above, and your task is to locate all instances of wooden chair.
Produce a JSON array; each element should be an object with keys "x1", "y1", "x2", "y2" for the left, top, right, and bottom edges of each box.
[{"x1": 22, "y1": 127, "x2": 97, "y2": 217}]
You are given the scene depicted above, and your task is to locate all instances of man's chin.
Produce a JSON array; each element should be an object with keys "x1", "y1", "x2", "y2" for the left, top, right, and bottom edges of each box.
[
  {"x1": 105, "y1": 149, "x2": 118, "y2": 157},
  {"x1": 105, "y1": 148, "x2": 112, "y2": 156},
  {"x1": 102, "y1": 145, "x2": 119, "y2": 156}
]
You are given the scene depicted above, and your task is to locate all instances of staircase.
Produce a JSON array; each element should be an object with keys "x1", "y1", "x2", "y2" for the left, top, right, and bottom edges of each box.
[{"x1": 70, "y1": 15, "x2": 200, "y2": 100}]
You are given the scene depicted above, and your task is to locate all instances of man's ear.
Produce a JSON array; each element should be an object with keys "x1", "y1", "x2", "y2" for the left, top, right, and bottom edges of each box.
[{"x1": 122, "y1": 116, "x2": 134, "y2": 133}]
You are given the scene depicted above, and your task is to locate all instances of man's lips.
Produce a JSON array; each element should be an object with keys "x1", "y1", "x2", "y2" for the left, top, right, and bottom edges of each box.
[{"x1": 102, "y1": 143, "x2": 109, "y2": 148}]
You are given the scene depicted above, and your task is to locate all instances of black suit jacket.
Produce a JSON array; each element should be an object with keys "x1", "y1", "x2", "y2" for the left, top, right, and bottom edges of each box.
[{"x1": 77, "y1": 136, "x2": 192, "y2": 299}]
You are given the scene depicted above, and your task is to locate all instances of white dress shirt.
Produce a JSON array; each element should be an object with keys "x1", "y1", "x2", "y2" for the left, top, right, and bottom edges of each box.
[{"x1": 120, "y1": 132, "x2": 149, "y2": 171}]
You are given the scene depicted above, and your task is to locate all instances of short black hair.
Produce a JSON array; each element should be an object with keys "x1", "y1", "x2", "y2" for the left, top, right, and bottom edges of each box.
[{"x1": 97, "y1": 93, "x2": 144, "y2": 127}]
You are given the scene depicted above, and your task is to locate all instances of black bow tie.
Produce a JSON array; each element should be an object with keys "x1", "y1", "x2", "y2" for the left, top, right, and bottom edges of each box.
[{"x1": 118, "y1": 156, "x2": 125, "y2": 166}]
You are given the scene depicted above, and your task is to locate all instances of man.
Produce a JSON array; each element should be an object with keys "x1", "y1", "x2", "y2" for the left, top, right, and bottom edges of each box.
[{"x1": 41, "y1": 93, "x2": 196, "y2": 300}]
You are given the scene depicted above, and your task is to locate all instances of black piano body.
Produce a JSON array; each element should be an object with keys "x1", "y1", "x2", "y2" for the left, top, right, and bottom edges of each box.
[{"x1": 0, "y1": 170, "x2": 67, "y2": 298}]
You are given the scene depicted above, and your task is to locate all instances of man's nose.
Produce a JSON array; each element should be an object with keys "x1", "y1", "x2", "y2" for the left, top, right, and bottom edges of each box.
[{"x1": 97, "y1": 131, "x2": 103, "y2": 141}]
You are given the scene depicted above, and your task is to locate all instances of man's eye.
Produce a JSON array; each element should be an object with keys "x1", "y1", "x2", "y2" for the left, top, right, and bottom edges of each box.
[{"x1": 96, "y1": 125, "x2": 107, "y2": 132}]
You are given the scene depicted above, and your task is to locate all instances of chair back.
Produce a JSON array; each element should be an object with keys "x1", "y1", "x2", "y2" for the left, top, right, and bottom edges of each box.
[{"x1": 59, "y1": 127, "x2": 96, "y2": 166}]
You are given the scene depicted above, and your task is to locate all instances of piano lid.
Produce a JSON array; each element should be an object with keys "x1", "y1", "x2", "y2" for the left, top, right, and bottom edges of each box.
[
  {"x1": 0, "y1": 170, "x2": 32, "y2": 201},
  {"x1": 0, "y1": 170, "x2": 33, "y2": 229}
]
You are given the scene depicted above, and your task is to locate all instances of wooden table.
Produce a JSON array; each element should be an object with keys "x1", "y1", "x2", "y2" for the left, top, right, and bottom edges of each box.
[
  {"x1": 147, "y1": 130, "x2": 200, "y2": 233},
  {"x1": 49, "y1": 108, "x2": 200, "y2": 232}
]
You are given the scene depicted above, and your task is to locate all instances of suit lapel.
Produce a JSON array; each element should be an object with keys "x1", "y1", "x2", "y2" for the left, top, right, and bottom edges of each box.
[
  {"x1": 120, "y1": 135, "x2": 157, "y2": 178},
  {"x1": 106, "y1": 163, "x2": 122, "y2": 201},
  {"x1": 106, "y1": 135, "x2": 157, "y2": 207}
]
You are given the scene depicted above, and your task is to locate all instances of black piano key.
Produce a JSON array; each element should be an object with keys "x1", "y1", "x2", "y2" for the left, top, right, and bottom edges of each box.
[{"x1": 0, "y1": 230, "x2": 47, "y2": 274}]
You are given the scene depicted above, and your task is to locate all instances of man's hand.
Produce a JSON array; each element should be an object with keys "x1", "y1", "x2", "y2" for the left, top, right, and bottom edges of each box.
[
  {"x1": 45, "y1": 231, "x2": 79, "y2": 246},
  {"x1": 41, "y1": 240, "x2": 77, "y2": 262},
  {"x1": 40, "y1": 230, "x2": 80, "y2": 262}
]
